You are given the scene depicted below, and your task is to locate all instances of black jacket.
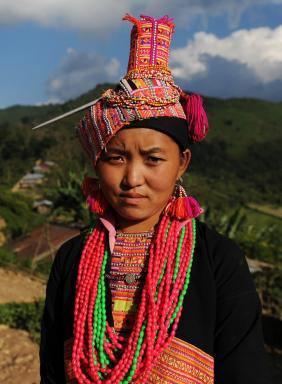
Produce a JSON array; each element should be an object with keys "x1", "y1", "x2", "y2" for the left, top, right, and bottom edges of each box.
[{"x1": 40, "y1": 220, "x2": 272, "y2": 383}]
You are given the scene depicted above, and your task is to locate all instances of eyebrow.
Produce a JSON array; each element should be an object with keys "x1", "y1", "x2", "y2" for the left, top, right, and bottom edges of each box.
[
  {"x1": 104, "y1": 146, "x2": 166, "y2": 155},
  {"x1": 140, "y1": 147, "x2": 166, "y2": 155}
]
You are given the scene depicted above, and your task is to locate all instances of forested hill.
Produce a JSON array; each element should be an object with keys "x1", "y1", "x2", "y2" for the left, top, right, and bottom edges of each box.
[{"x1": 0, "y1": 84, "x2": 281, "y2": 204}]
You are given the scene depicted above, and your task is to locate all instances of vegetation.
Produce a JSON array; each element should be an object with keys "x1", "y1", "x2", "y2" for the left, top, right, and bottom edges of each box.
[
  {"x1": 1, "y1": 85, "x2": 281, "y2": 204},
  {"x1": 43, "y1": 169, "x2": 91, "y2": 224},
  {"x1": 0, "y1": 84, "x2": 281, "y2": 317},
  {"x1": 0, "y1": 186, "x2": 45, "y2": 239},
  {"x1": 0, "y1": 247, "x2": 18, "y2": 267},
  {"x1": 0, "y1": 300, "x2": 44, "y2": 344}
]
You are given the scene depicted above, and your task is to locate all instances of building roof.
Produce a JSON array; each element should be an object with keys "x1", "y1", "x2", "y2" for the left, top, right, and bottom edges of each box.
[
  {"x1": 33, "y1": 200, "x2": 53, "y2": 208},
  {"x1": 22, "y1": 173, "x2": 44, "y2": 181},
  {"x1": 8, "y1": 224, "x2": 81, "y2": 262}
]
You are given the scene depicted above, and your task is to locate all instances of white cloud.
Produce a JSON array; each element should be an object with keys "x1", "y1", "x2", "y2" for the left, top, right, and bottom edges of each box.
[
  {"x1": 0, "y1": 0, "x2": 140, "y2": 31},
  {"x1": 182, "y1": 55, "x2": 282, "y2": 100},
  {"x1": 171, "y1": 26, "x2": 282, "y2": 84},
  {"x1": 46, "y1": 48, "x2": 120, "y2": 101},
  {"x1": 0, "y1": 0, "x2": 281, "y2": 31},
  {"x1": 35, "y1": 97, "x2": 62, "y2": 106},
  {"x1": 45, "y1": 23, "x2": 282, "y2": 102}
]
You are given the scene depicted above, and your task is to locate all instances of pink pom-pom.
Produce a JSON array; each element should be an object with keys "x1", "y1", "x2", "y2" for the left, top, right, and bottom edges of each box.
[
  {"x1": 164, "y1": 195, "x2": 204, "y2": 220},
  {"x1": 180, "y1": 92, "x2": 209, "y2": 142},
  {"x1": 184, "y1": 196, "x2": 204, "y2": 218}
]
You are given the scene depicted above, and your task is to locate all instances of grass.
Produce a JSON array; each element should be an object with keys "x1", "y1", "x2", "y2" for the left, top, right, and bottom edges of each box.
[{"x1": 0, "y1": 300, "x2": 45, "y2": 344}]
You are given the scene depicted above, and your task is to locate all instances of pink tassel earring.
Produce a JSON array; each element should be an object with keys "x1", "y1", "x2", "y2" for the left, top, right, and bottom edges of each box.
[
  {"x1": 81, "y1": 176, "x2": 108, "y2": 216},
  {"x1": 165, "y1": 183, "x2": 204, "y2": 220}
]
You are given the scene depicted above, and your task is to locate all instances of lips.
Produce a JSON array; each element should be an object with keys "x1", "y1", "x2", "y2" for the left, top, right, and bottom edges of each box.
[
  {"x1": 120, "y1": 192, "x2": 145, "y2": 198},
  {"x1": 119, "y1": 192, "x2": 147, "y2": 205}
]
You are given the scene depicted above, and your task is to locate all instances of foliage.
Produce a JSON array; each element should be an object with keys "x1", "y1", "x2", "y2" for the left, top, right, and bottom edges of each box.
[
  {"x1": 0, "y1": 247, "x2": 17, "y2": 267},
  {"x1": 0, "y1": 299, "x2": 45, "y2": 344},
  {"x1": 0, "y1": 247, "x2": 32, "y2": 270},
  {"x1": 0, "y1": 120, "x2": 57, "y2": 186},
  {"x1": 0, "y1": 187, "x2": 45, "y2": 238},
  {"x1": 43, "y1": 169, "x2": 90, "y2": 223},
  {"x1": 192, "y1": 182, "x2": 282, "y2": 265},
  {"x1": 253, "y1": 266, "x2": 282, "y2": 320},
  {"x1": 33, "y1": 258, "x2": 53, "y2": 278},
  {"x1": 0, "y1": 85, "x2": 281, "y2": 204}
]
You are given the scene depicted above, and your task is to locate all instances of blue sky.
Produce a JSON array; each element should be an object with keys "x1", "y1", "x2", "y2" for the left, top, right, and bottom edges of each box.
[{"x1": 0, "y1": 0, "x2": 282, "y2": 108}]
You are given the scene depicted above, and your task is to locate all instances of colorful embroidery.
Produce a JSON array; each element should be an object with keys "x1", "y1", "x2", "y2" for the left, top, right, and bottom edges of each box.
[
  {"x1": 109, "y1": 231, "x2": 154, "y2": 335},
  {"x1": 64, "y1": 337, "x2": 214, "y2": 383},
  {"x1": 149, "y1": 337, "x2": 214, "y2": 384},
  {"x1": 124, "y1": 14, "x2": 175, "y2": 71}
]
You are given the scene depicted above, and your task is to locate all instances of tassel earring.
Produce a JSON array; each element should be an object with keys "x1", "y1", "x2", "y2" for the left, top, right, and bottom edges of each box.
[
  {"x1": 81, "y1": 176, "x2": 108, "y2": 216},
  {"x1": 164, "y1": 182, "x2": 204, "y2": 220}
]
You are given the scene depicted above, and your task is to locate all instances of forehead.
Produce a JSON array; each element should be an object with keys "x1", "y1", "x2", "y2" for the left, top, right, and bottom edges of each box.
[{"x1": 106, "y1": 127, "x2": 177, "y2": 150}]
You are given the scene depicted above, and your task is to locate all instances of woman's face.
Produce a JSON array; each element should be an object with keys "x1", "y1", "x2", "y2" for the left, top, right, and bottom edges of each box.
[{"x1": 95, "y1": 128, "x2": 191, "y2": 231}]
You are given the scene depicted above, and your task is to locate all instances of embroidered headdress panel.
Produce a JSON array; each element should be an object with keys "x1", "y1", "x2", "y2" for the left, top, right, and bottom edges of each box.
[{"x1": 126, "y1": 14, "x2": 175, "y2": 71}]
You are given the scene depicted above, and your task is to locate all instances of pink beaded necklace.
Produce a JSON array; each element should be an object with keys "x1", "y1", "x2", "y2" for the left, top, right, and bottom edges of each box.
[{"x1": 72, "y1": 215, "x2": 196, "y2": 383}]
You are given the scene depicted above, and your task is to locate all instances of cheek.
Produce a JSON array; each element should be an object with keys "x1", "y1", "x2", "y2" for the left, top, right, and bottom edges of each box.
[
  {"x1": 146, "y1": 165, "x2": 178, "y2": 195},
  {"x1": 100, "y1": 174, "x2": 120, "y2": 194},
  {"x1": 96, "y1": 165, "x2": 121, "y2": 192}
]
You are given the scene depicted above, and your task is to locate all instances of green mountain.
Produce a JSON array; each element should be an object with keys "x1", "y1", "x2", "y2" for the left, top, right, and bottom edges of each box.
[{"x1": 1, "y1": 84, "x2": 281, "y2": 204}]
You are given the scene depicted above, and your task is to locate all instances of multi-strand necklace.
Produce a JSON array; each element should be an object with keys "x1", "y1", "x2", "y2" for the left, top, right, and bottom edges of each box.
[{"x1": 72, "y1": 215, "x2": 196, "y2": 383}]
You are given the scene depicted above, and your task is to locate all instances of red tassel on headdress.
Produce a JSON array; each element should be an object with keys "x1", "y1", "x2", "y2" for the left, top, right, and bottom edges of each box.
[
  {"x1": 164, "y1": 185, "x2": 204, "y2": 220},
  {"x1": 180, "y1": 92, "x2": 209, "y2": 142},
  {"x1": 82, "y1": 176, "x2": 108, "y2": 216}
]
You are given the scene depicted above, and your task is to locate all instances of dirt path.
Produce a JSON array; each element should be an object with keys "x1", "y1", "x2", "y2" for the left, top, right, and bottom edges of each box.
[
  {"x1": 0, "y1": 267, "x2": 46, "y2": 304},
  {"x1": 0, "y1": 325, "x2": 40, "y2": 384}
]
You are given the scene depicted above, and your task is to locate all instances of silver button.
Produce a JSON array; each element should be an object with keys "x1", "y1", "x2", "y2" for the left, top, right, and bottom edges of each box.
[{"x1": 125, "y1": 273, "x2": 136, "y2": 284}]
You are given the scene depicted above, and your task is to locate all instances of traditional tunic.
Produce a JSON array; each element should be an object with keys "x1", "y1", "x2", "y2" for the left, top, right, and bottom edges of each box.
[{"x1": 40, "y1": 219, "x2": 272, "y2": 383}]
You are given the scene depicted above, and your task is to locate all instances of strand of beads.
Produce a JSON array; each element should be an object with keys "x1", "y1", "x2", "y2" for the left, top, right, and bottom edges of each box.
[
  {"x1": 72, "y1": 217, "x2": 196, "y2": 383},
  {"x1": 91, "y1": 248, "x2": 110, "y2": 368},
  {"x1": 126, "y1": 219, "x2": 195, "y2": 383},
  {"x1": 136, "y1": 220, "x2": 195, "y2": 383},
  {"x1": 73, "y1": 223, "x2": 106, "y2": 383},
  {"x1": 136, "y1": 222, "x2": 190, "y2": 383},
  {"x1": 153, "y1": 220, "x2": 194, "y2": 355}
]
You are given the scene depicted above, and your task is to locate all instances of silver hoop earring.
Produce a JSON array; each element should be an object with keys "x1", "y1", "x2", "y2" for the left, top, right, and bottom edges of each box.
[{"x1": 177, "y1": 176, "x2": 183, "y2": 184}]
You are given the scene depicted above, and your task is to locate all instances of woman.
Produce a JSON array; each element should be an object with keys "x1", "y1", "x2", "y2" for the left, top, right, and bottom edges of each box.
[{"x1": 40, "y1": 14, "x2": 271, "y2": 383}]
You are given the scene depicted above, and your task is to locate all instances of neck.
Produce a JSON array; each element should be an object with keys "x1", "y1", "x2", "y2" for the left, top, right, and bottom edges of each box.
[{"x1": 115, "y1": 212, "x2": 162, "y2": 233}]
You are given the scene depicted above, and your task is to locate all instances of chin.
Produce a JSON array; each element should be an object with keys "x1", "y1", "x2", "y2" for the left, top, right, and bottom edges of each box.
[{"x1": 115, "y1": 206, "x2": 159, "y2": 223}]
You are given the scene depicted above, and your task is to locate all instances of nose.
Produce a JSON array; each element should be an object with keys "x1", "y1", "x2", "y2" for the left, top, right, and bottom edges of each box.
[{"x1": 121, "y1": 161, "x2": 145, "y2": 189}]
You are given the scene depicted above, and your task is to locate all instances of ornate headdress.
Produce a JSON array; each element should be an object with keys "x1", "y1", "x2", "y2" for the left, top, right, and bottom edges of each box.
[
  {"x1": 33, "y1": 14, "x2": 209, "y2": 165},
  {"x1": 77, "y1": 14, "x2": 209, "y2": 164}
]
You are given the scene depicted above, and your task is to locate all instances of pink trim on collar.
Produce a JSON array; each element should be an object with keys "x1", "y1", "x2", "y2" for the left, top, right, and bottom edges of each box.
[
  {"x1": 99, "y1": 212, "x2": 116, "y2": 254},
  {"x1": 99, "y1": 214, "x2": 190, "y2": 254}
]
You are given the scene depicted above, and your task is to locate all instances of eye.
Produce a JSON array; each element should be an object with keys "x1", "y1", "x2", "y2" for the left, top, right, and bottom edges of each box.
[
  {"x1": 147, "y1": 156, "x2": 164, "y2": 164},
  {"x1": 103, "y1": 155, "x2": 124, "y2": 163}
]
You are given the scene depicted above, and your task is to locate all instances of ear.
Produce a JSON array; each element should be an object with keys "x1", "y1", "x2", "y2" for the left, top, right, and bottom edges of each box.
[{"x1": 177, "y1": 149, "x2": 191, "y2": 179}]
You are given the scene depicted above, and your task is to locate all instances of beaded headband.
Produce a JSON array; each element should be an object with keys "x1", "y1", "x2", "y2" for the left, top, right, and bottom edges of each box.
[{"x1": 77, "y1": 14, "x2": 209, "y2": 164}]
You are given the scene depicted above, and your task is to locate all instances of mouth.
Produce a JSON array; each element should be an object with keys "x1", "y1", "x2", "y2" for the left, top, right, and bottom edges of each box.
[{"x1": 119, "y1": 192, "x2": 147, "y2": 205}]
